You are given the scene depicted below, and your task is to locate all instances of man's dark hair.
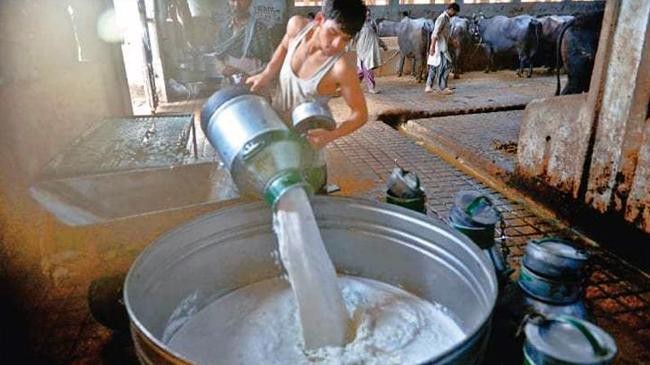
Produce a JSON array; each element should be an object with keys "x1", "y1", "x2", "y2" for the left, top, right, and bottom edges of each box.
[
  {"x1": 307, "y1": 11, "x2": 316, "y2": 20},
  {"x1": 322, "y1": 0, "x2": 367, "y2": 37},
  {"x1": 448, "y1": 3, "x2": 460, "y2": 12}
]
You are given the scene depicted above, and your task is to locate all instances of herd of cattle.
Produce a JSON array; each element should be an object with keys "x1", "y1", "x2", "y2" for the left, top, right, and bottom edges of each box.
[{"x1": 376, "y1": 10, "x2": 604, "y2": 95}]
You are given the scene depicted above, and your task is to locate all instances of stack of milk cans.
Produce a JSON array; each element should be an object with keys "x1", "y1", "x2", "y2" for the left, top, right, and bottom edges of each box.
[
  {"x1": 518, "y1": 237, "x2": 590, "y2": 319},
  {"x1": 446, "y1": 191, "x2": 619, "y2": 364},
  {"x1": 518, "y1": 238, "x2": 618, "y2": 365}
]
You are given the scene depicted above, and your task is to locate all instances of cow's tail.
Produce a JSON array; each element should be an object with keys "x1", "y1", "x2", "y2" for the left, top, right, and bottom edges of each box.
[
  {"x1": 422, "y1": 22, "x2": 433, "y2": 74},
  {"x1": 555, "y1": 18, "x2": 575, "y2": 96},
  {"x1": 423, "y1": 21, "x2": 432, "y2": 56},
  {"x1": 528, "y1": 19, "x2": 542, "y2": 57}
]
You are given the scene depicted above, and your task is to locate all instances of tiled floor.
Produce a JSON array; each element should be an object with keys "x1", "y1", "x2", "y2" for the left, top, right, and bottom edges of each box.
[
  {"x1": 4, "y1": 72, "x2": 649, "y2": 364},
  {"x1": 403, "y1": 110, "x2": 524, "y2": 174},
  {"x1": 329, "y1": 121, "x2": 650, "y2": 364}
]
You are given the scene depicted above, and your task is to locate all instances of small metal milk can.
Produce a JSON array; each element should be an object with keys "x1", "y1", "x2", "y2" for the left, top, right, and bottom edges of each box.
[{"x1": 448, "y1": 191, "x2": 513, "y2": 283}]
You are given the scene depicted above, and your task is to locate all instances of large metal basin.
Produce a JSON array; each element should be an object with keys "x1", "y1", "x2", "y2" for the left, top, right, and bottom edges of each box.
[{"x1": 124, "y1": 196, "x2": 498, "y2": 364}]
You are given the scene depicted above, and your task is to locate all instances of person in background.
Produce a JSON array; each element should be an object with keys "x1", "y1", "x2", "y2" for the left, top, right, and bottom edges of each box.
[
  {"x1": 212, "y1": 0, "x2": 274, "y2": 77},
  {"x1": 355, "y1": 8, "x2": 387, "y2": 94},
  {"x1": 425, "y1": 3, "x2": 460, "y2": 94},
  {"x1": 246, "y1": 0, "x2": 368, "y2": 191}
]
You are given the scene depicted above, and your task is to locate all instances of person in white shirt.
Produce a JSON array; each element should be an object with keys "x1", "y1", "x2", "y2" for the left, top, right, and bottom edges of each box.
[{"x1": 425, "y1": 3, "x2": 460, "y2": 95}]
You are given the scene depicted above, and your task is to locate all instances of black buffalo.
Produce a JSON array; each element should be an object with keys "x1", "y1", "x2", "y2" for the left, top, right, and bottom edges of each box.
[
  {"x1": 449, "y1": 17, "x2": 473, "y2": 78},
  {"x1": 471, "y1": 15, "x2": 542, "y2": 78},
  {"x1": 377, "y1": 19, "x2": 401, "y2": 37},
  {"x1": 536, "y1": 15, "x2": 574, "y2": 72},
  {"x1": 396, "y1": 17, "x2": 434, "y2": 82},
  {"x1": 555, "y1": 11, "x2": 604, "y2": 95}
]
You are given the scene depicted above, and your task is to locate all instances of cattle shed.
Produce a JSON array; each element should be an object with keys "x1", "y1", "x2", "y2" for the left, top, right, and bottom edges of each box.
[
  {"x1": 1, "y1": 0, "x2": 649, "y2": 364},
  {"x1": 291, "y1": 0, "x2": 605, "y2": 20}
]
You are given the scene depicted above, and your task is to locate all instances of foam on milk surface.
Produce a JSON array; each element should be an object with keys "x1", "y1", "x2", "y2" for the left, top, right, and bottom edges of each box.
[{"x1": 167, "y1": 276, "x2": 465, "y2": 365}]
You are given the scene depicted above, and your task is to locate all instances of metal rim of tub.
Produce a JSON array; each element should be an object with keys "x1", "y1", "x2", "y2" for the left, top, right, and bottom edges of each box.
[{"x1": 124, "y1": 196, "x2": 498, "y2": 364}]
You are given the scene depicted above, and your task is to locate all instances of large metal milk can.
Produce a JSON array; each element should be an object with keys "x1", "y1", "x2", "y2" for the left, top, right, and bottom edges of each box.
[{"x1": 201, "y1": 87, "x2": 314, "y2": 206}]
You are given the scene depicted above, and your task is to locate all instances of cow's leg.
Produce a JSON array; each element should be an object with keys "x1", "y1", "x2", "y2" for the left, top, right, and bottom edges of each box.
[
  {"x1": 517, "y1": 51, "x2": 525, "y2": 78},
  {"x1": 453, "y1": 49, "x2": 461, "y2": 79},
  {"x1": 397, "y1": 54, "x2": 405, "y2": 77},
  {"x1": 484, "y1": 47, "x2": 493, "y2": 73},
  {"x1": 416, "y1": 58, "x2": 426, "y2": 84},
  {"x1": 528, "y1": 55, "x2": 534, "y2": 78},
  {"x1": 411, "y1": 58, "x2": 417, "y2": 78}
]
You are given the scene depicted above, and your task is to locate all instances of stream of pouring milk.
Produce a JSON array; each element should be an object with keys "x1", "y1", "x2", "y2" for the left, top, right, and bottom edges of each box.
[{"x1": 273, "y1": 186, "x2": 350, "y2": 349}]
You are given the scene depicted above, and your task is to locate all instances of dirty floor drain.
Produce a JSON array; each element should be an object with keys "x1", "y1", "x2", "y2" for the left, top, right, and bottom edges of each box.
[{"x1": 377, "y1": 104, "x2": 528, "y2": 129}]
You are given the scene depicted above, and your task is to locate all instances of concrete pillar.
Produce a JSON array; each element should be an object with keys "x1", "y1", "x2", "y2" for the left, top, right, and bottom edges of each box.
[
  {"x1": 585, "y1": 0, "x2": 650, "y2": 227},
  {"x1": 516, "y1": 0, "x2": 650, "y2": 233}
]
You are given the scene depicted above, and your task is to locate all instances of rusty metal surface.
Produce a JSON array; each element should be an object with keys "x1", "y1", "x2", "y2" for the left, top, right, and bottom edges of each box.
[
  {"x1": 585, "y1": 1, "x2": 650, "y2": 232},
  {"x1": 516, "y1": 94, "x2": 588, "y2": 196},
  {"x1": 625, "y1": 119, "x2": 650, "y2": 232}
]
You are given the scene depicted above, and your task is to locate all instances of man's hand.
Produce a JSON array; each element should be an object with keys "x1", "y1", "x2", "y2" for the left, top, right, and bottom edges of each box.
[
  {"x1": 306, "y1": 129, "x2": 338, "y2": 150},
  {"x1": 429, "y1": 38, "x2": 437, "y2": 56},
  {"x1": 246, "y1": 72, "x2": 272, "y2": 92}
]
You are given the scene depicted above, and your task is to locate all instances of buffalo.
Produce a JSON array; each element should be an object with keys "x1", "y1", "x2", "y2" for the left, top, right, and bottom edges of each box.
[
  {"x1": 448, "y1": 17, "x2": 473, "y2": 78},
  {"x1": 377, "y1": 19, "x2": 401, "y2": 37},
  {"x1": 396, "y1": 17, "x2": 434, "y2": 82},
  {"x1": 471, "y1": 15, "x2": 542, "y2": 78},
  {"x1": 555, "y1": 11, "x2": 604, "y2": 95},
  {"x1": 536, "y1": 15, "x2": 574, "y2": 72}
]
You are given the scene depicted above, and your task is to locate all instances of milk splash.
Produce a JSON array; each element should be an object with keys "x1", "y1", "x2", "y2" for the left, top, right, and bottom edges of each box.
[{"x1": 273, "y1": 186, "x2": 349, "y2": 349}]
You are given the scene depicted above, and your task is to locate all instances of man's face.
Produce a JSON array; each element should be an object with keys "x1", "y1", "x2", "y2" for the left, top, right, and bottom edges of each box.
[
  {"x1": 317, "y1": 18, "x2": 353, "y2": 56},
  {"x1": 229, "y1": 0, "x2": 252, "y2": 16},
  {"x1": 447, "y1": 9, "x2": 458, "y2": 17}
]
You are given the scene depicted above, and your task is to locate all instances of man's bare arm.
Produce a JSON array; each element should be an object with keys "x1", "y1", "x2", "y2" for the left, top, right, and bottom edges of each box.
[
  {"x1": 246, "y1": 16, "x2": 309, "y2": 92},
  {"x1": 307, "y1": 54, "x2": 368, "y2": 148}
]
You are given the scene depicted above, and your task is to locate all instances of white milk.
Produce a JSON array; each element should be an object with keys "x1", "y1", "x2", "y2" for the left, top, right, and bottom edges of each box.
[
  {"x1": 168, "y1": 276, "x2": 465, "y2": 365},
  {"x1": 272, "y1": 186, "x2": 349, "y2": 349}
]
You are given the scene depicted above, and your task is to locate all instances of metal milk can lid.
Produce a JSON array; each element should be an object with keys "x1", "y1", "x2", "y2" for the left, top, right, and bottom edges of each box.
[
  {"x1": 386, "y1": 166, "x2": 422, "y2": 199},
  {"x1": 524, "y1": 315, "x2": 617, "y2": 364},
  {"x1": 291, "y1": 101, "x2": 337, "y2": 134},
  {"x1": 452, "y1": 191, "x2": 500, "y2": 227},
  {"x1": 529, "y1": 238, "x2": 589, "y2": 261}
]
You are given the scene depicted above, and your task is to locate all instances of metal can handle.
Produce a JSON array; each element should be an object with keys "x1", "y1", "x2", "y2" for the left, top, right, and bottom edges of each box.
[
  {"x1": 556, "y1": 315, "x2": 609, "y2": 356},
  {"x1": 537, "y1": 315, "x2": 609, "y2": 357},
  {"x1": 464, "y1": 195, "x2": 494, "y2": 216}
]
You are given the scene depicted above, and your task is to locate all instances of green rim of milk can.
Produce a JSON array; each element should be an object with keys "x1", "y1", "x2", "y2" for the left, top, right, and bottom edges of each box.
[
  {"x1": 518, "y1": 265, "x2": 582, "y2": 304},
  {"x1": 448, "y1": 192, "x2": 500, "y2": 249},
  {"x1": 263, "y1": 169, "x2": 313, "y2": 207},
  {"x1": 523, "y1": 314, "x2": 617, "y2": 365},
  {"x1": 385, "y1": 191, "x2": 426, "y2": 214}
]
